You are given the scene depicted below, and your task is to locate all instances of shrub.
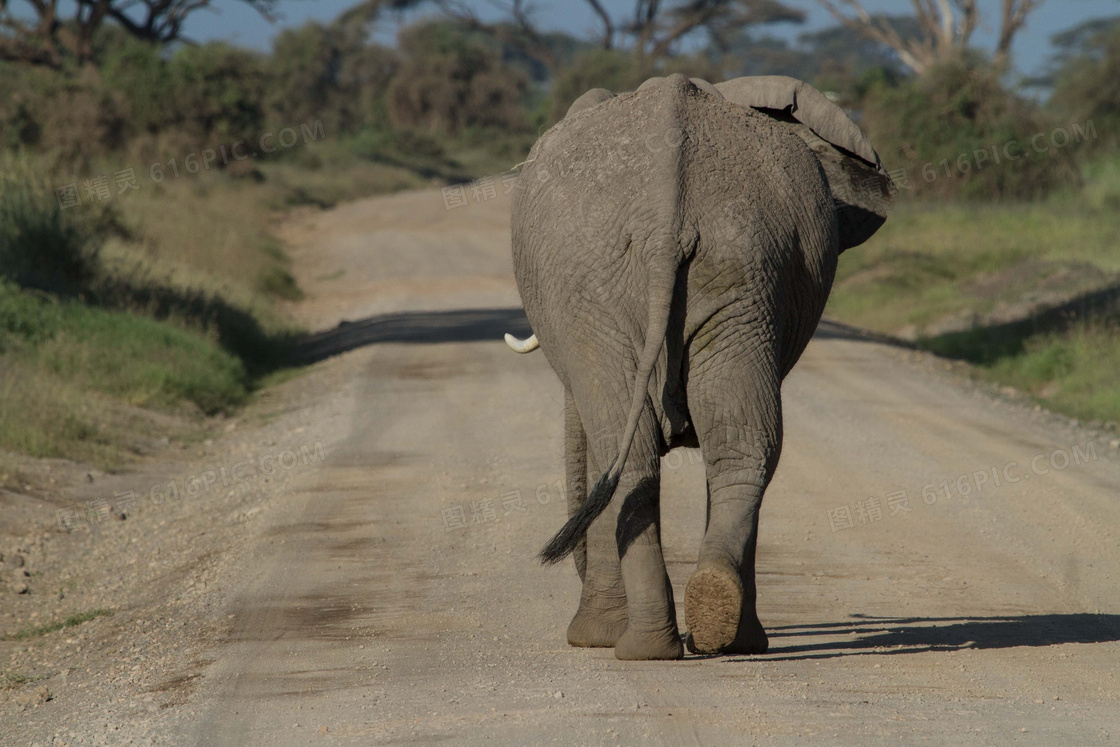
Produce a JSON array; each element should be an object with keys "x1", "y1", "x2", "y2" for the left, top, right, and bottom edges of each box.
[
  {"x1": 0, "y1": 163, "x2": 99, "y2": 295},
  {"x1": 0, "y1": 62, "x2": 127, "y2": 164},
  {"x1": 267, "y1": 21, "x2": 399, "y2": 135},
  {"x1": 546, "y1": 49, "x2": 653, "y2": 122},
  {"x1": 168, "y1": 42, "x2": 268, "y2": 146},
  {"x1": 1048, "y1": 19, "x2": 1120, "y2": 152},
  {"x1": 544, "y1": 48, "x2": 724, "y2": 124},
  {"x1": 0, "y1": 280, "x2": 62, "y2": 349},
  {"x1": 858, "y1": 58, "x2": 1082, "y2": 200},
  {"x1": 100, "y1": 36, "x2": 178, "y2": 135},
  {"x1": 388, "y1": 21, "x2": 528, "y2": 135}
]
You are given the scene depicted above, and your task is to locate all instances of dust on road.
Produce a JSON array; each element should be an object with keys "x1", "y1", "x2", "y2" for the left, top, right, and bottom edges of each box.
[{"x1": 7, "y1": 188, "x2": 1120, "y2": 745}]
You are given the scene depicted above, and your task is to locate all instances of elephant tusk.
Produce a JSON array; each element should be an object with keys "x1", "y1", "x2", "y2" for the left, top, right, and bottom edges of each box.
[{"x1": 504, "y1": 333, "x2": 540, "y2": 353}]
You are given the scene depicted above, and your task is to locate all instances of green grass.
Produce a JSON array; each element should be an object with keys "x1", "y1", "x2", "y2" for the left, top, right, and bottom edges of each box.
[
  {"x1": 0, "y1": 282, "x2": 248, "y2": 466},
  {"x1": 923, "y1": 321, "x2": 1120, "y2": 422},
  {"x1": 2, "y1": 671, "x2": 35, "y2": 689},
  {"x1": 1, "y1": 282, "x2": 248, "y2": 414},
  {"x1": 5, "y1": 609, "x2": 113, "y2": 641},
  {"x1": 0, "y1": 157, "x2": 289, "y2": 466},
  {"x1": 827, "y1": 182, "x2": 1120, "y2": 425},
  {"x1": 0, "y1": 126, "x2": 524, "y2": 471},
  {"x1": 828, "y1": 200, "x2": 1120, "y2": 333}
]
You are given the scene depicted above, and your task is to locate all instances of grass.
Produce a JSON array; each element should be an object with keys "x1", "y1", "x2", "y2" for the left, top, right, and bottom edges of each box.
[
  {"x1": 2, "y1": 671, "x2": 34, "y2": 689},
  {"x1": 922, "y1": 321, "x2": 1120, "y2": 422},
  {"x1": 97, "y1": 172, "x2": 305, "y2": 317},
  {"x1": 827, "y1": 172, "x2": 1120, "y2": 425},
  {"x1": 0, "y1": 141, "x2": 447, "y2": 470},
  {"x1": 0, "y1": 285, "x2": 245, "y2": 467},
  {"x1": 0, "y1": 282, "x2": 248, "y2": 414},
  {"x1": 828, "y1": 199, "x2": 1120, "y2": 333},
  {"x1": 0, "y1": 129, "x2": 523, "y2": 471},
  {"x1": 4, "y1": 609, "x2": 113, "y2": 641},
  {"x1": 0, "y1": 156, "x2": 99, "y2": 296}
]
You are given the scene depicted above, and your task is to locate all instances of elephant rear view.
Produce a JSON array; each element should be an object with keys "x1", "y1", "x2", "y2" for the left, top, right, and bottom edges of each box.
[{"x1": 508, "y1": 74, "x2": 893, "y2": 660}]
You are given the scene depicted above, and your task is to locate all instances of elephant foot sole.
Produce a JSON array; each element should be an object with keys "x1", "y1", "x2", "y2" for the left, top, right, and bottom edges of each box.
[
  {"x1": 684, "y1": 565, "x2": 741, "y2": 653},
  {"x1": 684, "y1": 564, "x2": 767, "y2": 655},
  {"x1": 567, "y1": 608, "x2": 628, "y2": 648},
  {"x1": 614, "y1": 627, "x2": 684, "y2": 660}
]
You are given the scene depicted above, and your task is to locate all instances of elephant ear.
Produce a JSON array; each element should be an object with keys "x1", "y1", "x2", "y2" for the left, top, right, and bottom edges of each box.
[{"x1": 714, "y1": 75, "x2": 896, "y2": 251}]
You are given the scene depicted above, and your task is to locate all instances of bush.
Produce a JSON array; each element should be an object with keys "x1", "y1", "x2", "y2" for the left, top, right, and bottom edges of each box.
[
  {"x1": 1048, "y1": 19, "x2": 1120, "y2": 152},
  {"x1": 858, "y1": 59, "x2": 1082, "y2": 200},
  {"x1": 0, "y1": 62, "x2": 128, "y2": 164},
  {"x1": 544, "y1": 48, "x2": 724, "y2": 124},
  {"x1": 546, "y1": 49, "x2": 654, "y2": 122},
  {"x1": 100, "y1": 36, "x2": 178, "y2": 136},
  {"x1": 267, "y1": 21, "x2": 399, "y2": 135},
  {"x1": 168, "y1": 42, "x2": 268, "y2": 146},
  {"x1": 0, "y1": 163, "x2": 99, "y2": 295},
  {"x1": 388, "y1": 21, "x2": 528, "y2": 135},
  {"x1": 0, "y1": 280, "x2": 61, "y2": 349}
]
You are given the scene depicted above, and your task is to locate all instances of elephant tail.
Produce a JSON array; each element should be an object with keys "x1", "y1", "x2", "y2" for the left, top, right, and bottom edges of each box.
[{"x1": 539, "y1": 258, "x2": 677, "y2": 565}]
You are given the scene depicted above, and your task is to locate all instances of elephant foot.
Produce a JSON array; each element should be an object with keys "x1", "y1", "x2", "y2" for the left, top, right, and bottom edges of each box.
[
  {"x1": 614, "y1": 627, "x2": 684, "y2": 660},
  {"x1": 567, "y1": 606, "x2": 628, "y2": 648},
  {"x1": 684, "y1": 563, "x2": 768, "y2": 655}
]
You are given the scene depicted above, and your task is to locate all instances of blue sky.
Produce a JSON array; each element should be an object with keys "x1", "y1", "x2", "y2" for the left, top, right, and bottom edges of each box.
[{"x1": 179, "y1": 0, "x2": 1117, "y2": 79}]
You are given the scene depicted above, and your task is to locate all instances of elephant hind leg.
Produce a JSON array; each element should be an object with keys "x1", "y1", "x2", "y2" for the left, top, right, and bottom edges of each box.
[
  {"x1": 570, "y1": 382, "x2": 681, "y2": 659},
  {"x1": 564, "y1": 389, "x2": 628, "y2": 647},
  {"x1": 684, "y1": 343, "x2": 782, "y2": 655}
]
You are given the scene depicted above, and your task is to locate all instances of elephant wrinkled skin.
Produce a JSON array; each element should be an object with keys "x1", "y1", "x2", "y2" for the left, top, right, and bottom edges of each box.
[{"x1": 508, "y1": 74, "x2": 894, "y2": 660}]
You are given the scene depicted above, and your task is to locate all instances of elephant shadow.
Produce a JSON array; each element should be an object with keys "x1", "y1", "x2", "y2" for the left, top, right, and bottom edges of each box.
[
  {"x1": 288, "y1": 307, "x2": 533, "y2": 364},
  {"x1": 724, "y1": 613, "x2": 1120, "y2": 662}
]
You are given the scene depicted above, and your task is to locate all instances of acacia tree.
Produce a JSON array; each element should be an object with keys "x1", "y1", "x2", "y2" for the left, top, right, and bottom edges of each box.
[
  {"x1": 815, "y1": 0, "x2": 1043, "y2": 75},
  {"x1": 438, "y1": 0, "x2": 804, "y2": 75},
  {"x1": 0, "y1": 0, "x2": 281, "y2": 67}
]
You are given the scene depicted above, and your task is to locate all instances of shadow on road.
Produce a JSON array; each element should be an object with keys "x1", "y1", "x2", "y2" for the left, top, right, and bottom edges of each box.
[
  {"x1": 919, "y1": 282, "x2": 1120, "y2": 364},
  {"x1": 814, "y1": 319, "x2": 916, "y2": 348},
  {"x1": 289, "y1": 308, "x2": 919, "y2": 366},
  {"x1": 734, "y1": 613, "x2": 1120, "y2": 662},
  {"x1": 288, "y1": 307, "x2": 533, "y2": 365}
]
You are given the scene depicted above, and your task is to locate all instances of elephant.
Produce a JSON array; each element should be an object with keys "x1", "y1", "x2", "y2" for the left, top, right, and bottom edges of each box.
[{"x1": 504, "y1": 74, "x2": 894, "y2": 660}]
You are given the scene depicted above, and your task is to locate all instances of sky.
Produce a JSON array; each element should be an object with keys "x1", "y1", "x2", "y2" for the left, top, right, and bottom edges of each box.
[{"x1": 176, "y1": 0, "x2": 1119, "y2": 80}]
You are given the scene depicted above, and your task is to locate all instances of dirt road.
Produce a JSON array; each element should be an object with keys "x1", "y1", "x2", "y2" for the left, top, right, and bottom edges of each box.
[{"x1": 8, "y1": 188, "x2": 1120, "y2": 744}]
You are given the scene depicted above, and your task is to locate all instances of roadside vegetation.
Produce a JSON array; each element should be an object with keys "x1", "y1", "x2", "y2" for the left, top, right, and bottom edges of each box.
[
  {"x1": 826, "y1": 188, "x2": 1120, "y2": 422},
  {"x1": 1, "y1": 0, "x2": 1120, "y2": 470},
  {"x1": 2, "y1": 609, "x2": 113, "y2": 642}
]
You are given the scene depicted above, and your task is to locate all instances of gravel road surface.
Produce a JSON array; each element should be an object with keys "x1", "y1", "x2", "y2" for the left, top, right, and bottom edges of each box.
[{"x1": 4, "y1": 189, "x2": 1118, "y2": 745}]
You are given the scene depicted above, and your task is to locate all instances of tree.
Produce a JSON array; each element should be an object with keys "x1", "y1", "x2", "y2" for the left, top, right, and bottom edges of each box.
[
  {"x1": 1047, "y1": 16, "x2": 1120, "y2": 149},
  {"x1": 439, "y1": 0, "x2": 804, "y2": 74},
  {"x1": 723, "y1": 16, "x2": 921, "y2": 84},
  {"x1": 815, "y1": 0, "x2": 1043, "y2": 75},
  {"x1": 267, "y1": 17, "x2": 399, "y2": 134},
  {"x1": 0, "y1": 0, "x2": 281, "y2": 67},
  {"x1": 858, "y1": 56, "x2": 1079, "y2": 200},
  {"x1": 387, "y1": 20, "x2": 529, "y2": 135}
]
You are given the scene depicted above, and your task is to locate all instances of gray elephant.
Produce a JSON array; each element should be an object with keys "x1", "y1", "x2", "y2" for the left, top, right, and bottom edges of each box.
[{"x1": 504, "y1": 74, "x2": 894, "y2": 660}]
